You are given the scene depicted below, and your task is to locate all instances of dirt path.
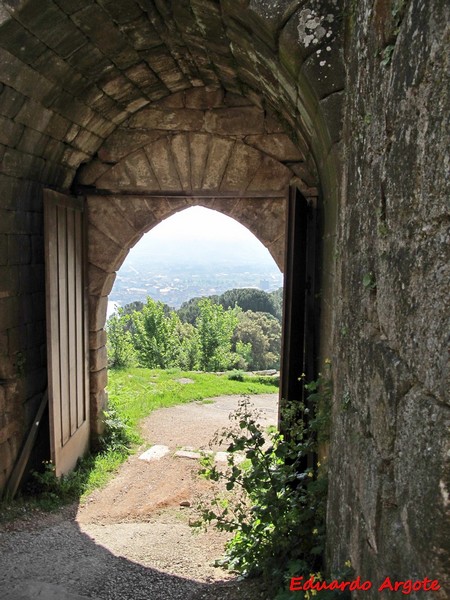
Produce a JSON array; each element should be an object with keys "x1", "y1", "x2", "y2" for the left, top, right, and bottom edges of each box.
[{"x1": 0, "y1": 394, "x2": 277, "y2": 600}]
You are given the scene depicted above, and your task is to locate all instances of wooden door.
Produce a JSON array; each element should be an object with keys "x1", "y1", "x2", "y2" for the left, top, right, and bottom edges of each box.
[
  {"x1": 280, "y1": 187, "x2": 318, "y2": 445},
  {"x1": 44, "y1": 190, "x2": 89, "y2": 476}
]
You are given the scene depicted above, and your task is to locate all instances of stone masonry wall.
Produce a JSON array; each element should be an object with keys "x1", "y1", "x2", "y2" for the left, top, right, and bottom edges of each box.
[
  {"x1": 0, "y1": 0, "x2": 344, "y2": 492},
  {"x1": 327, "y1": 0, "x2": 450, "y2": 593}
]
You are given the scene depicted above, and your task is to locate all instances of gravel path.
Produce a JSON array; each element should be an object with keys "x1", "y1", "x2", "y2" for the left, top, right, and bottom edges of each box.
[{"x1": 0, "y1": 394, "x2": 277, "y2": 600}]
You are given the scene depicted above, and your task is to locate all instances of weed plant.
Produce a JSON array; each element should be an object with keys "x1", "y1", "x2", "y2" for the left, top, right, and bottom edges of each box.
[{"x1": 195, "y1": 366, "x2": 338, "y2": 598}]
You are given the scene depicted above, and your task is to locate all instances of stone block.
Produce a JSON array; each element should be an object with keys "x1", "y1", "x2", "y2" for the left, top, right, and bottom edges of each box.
[
  {"x1": 87, "y1": 197, "x2": 140, "y2": 248},
  {"x1": 0, "y1": 116, "x2": 23, "y2": 148},
  {"x1": 0, "y1": 236, "x2": 7, "y2": 266},
  {"x1": 19, "y1": 263, "x2": 44, "y2": 294},
  {"x1": 170, "y1": 133, "x2": 191, "y2": 191},
  {"x1": 0, "y1": 85, "x2": 26, "y2": 119},
  {"x1": 0, "y1": 210, "x2": 14, "y2": 234},
  {"x1": 0, "y1": 264, "x2": 19, "y2": 298},
  {"x1": 0, "y1": 14, "x2": 48, "y2": 65},
  {"x1": 23, "y1": 292, "x2": 45, "y2": 324},
  {"x1": 220, "y1": 142, "x2": 262, "y2": 191},
  {"x1": 67, "y1": 42, "x2": 113, "y2": 81},
  {"x1": 89, "y1": 294, "x2": 108, "y2": 333},
  {"x1": 244, "y1": 133, "x2": 304, "y2": 162},
  {"x1": 7, "y1": 325, "x2": 27, "y2": 356},
  {"x1": 86, "y1": 116, "x2": 116, "y2": 141},
  {"x1": 185, "y1": 87, "x2": 224, "y2": 109},
  {"x1": 100, "y1": 150, "x2": 159, "y2": 191},
  {"x1": 0, "y1": 421, "x2": 19, "y2": 446},
  {"x1": 26, "y1": 321, "x2": 46, "y2": 349},
  {"x1": 247, "y1": 153, "x2": 293, "y2": 192},
  {"x1": 87, "y1": 264, "x2": 116, "y2": 297},
  {"x1": 16, "y1": 128, "x2": 49, "y2": 156},
  {"x1": 90, "y1": 345, "x2": 108, "y2": 372},
  {"x1": 300, "y1": 39, "x2": 345, "y2": 101},
  {"x1": 278, "y1": 7, "x2": 316, "y2": 78},
  {"x1": 264, "y1": 111, "x2": 285, "y2": 133},
  {"x1": 223, "y1": 92, "x2": 254, "y2": 107},
  {"x1": 53, "y1": 0, "x2": 90, "y2": 15},
  {"x1": 128, "y1": 107, "x2": 204, "y2": 130},
  {"x1": 0, "y1": 439, "x2": 13, "y2": 471},
  {"x1": 41, "y1": 138, "x2": 66, "y2": 163},
  {"x1": 153, "y1": 91, "x2": 185, "y2": 108},
  {"x1": 89, "y1": 329, "x2": 107, "y2": 351},
  {"x1": 144, "y1": 137, "x2": 182, "y2": 191},
  {"x1": 0, "y1": 47, "x2": 56, "y2": 105},
  {"x1": 97, "y1": 0, "x2": 143, "y2": 25},
  {"x1": 90, "y1": 388, "x2": 107, "y2": 437},
  {"x1": 89, "y1": 367, "x2": 108, "y2": 394},
  {"x1": 71, "y1": 128, "x2": 102, "y2": 154},
  {"x1": 76, "y1": 159, "x2": 110, "y2": 186},
  {"x1": 15, "y1": 98, "x2": 53, "y2": 134},
  {"x1": 103, "y1": 196, "x2": 152, "y2": 233},
  {"x1": 88, "y1": 224, "x2": 126, "y2": 272},
  {"x1": 120, "y1": 15, "x2": 163, "y2": 51},
  {"x1": 205, "y1": 106, "x2": 265, "y2": 135},
  {"x1": 319, "y1": 90, "x2": 344, "y2": 146},
  {"x1": 7, "y1": 234, "x2": 31, "y2": 265},
  {"x1": 186, "y1": 132, "x2": 209, "y2": 190},
  {"x1": 71, "y1": 4, "x2": 139, "y2": 69},
  {"x1": 0, "y1": 386, "x2": 5, "y2": 413},
  {"x1": 267, "y1": 237, "x2": 285, "y2": 271},
  {"x1": 202, "y1": 136, "x2": 234, "y2": 191}
]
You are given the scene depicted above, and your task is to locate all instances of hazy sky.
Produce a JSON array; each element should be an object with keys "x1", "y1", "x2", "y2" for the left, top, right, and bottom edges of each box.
[
  {"x1": 145, "y1": 206, "x2": 257, "y2": 242},
  {"x1": 129, "y1": 206, "x2": 279, "y2": 264}
]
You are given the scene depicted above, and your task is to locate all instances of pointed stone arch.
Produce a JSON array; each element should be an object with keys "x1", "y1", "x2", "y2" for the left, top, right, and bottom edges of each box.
[{"x1": 83, "y1": 88, "x2": 317, "y2": 434}]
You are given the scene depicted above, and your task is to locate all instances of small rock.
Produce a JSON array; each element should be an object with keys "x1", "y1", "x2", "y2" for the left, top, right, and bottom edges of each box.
[
  {"x1": 139, "y1": 445, "x2": 170, "y2": 461},
  {"x1": 179, "y1": 501, "x2": 191, "y2": 507}
]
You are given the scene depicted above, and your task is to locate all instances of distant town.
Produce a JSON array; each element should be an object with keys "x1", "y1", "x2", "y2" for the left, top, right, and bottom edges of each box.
[{"x1": 109, "y1": 260, "x2": 283, "y2": 314}]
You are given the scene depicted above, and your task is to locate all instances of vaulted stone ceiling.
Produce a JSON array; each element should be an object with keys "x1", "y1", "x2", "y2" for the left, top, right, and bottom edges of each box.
[{"x1": 0, "y1": 0, "x2": 345, "y2": 194}]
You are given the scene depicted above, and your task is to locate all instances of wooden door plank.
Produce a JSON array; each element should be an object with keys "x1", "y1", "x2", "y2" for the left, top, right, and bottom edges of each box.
[
  {"x1": 44, "y1": 190, "x2": 89, "y2": 477},
  {"x1": 67, "y1": 207, "x2": 77, "y2": 437},
  {"x1": 57, "y1": 204, "x2": 71, "y2": 447},
  {"x1": 45, "y1": 198, "x2": 62, "y2": 468},
  {"x1": 74, "y1": 210, "x2": 85, "y2": 428}
]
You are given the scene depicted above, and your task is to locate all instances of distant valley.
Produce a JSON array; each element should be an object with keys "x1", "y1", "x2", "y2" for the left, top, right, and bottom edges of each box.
[{"x1": 108, "y1": 237, "x2": 283, "y2": 315}]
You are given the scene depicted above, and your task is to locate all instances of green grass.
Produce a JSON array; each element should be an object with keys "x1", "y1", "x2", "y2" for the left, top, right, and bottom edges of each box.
[
  {"x1": 0, "y1": 369, "x2": 278, "y2": 522},
  {"x1": 108, "y1": 368, "x2": 279, "y2": 432}
]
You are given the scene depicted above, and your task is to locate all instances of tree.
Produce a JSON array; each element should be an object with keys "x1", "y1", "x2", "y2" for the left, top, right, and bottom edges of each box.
[
  {"x1": 220, "y1": 288, "x2": 277, "y2": 317},
  {"x1": 106, "y1": 309, "x2": 137, "y2": 368},
  {"x1": 132, "y1": 297, "x2": 181, "y2": 368},
  {"x1": 196, "y1": 298, "x2": 238, "y2": 371},
  {"x1": 174, "y1": 320, "x2": 200, "y2": 370},
  {"x1": 233, "y1": 311, "x2": 281, "y2": 370}
]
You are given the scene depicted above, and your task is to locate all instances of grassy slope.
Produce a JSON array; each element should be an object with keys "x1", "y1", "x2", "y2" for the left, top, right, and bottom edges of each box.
[{"x1": 108, "y1": 368, "x2": 279, "y2": 432}]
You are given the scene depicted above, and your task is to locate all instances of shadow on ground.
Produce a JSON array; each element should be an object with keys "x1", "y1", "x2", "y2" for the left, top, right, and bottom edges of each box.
[{"x1": 0, "y1": 505, "x2": 263, "y2": 600}]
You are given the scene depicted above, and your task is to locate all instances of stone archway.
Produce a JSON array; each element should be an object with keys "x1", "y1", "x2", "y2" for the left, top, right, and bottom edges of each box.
[{"x1": 81, "y1": 87, "x2": 319, "y2": 435}]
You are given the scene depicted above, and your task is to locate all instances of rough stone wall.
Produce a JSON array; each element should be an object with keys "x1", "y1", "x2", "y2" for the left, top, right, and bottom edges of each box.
[
  {"x1": 0, "y1": 0, "x2": 344, "y2": 491},
  {"x1": 327, "y1": 0, "x2": 450, "y2": 592}
]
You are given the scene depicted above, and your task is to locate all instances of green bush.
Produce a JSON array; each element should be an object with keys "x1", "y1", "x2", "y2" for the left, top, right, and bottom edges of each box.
[
  {"x1": 227, "y1": 369, "x2": 245, "y2": 381},
  {"x1": 196, "y1": 366, "x2": 333, "y2": 597}
]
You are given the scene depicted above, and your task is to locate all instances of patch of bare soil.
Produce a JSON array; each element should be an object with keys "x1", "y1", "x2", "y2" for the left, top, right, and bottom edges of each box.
[{"x1": 0, "y1": 395, "x2": 277, "y2": 600}]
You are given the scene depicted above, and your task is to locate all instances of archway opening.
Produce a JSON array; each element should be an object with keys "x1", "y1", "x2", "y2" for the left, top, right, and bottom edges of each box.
[
  {"x1": 106, "y1": 205, "x2": 284, "y2": 375},
  {"x1": 108, "y1": 205, "x2": 283, "y2": 314}
]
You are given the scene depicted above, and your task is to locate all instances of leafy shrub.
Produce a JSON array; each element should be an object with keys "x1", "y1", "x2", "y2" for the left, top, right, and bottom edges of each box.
[
  {"x1": 196, "y1": 367, "x2": 333, "y2": 597},
  {"x1": 227, "y1": 369, "x2": 245, "y2": 381}
]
